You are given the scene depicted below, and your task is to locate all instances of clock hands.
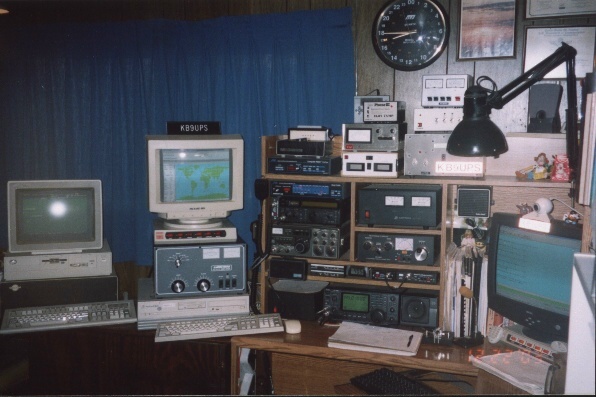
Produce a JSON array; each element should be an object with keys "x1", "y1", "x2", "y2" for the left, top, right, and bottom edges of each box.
[{"x1": 383, "y1": 30, "x2": 418, "y2": 40}]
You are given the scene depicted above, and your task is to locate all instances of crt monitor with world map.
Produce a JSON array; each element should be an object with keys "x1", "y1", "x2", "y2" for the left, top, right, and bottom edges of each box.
[{"x1": 146, "y1": 134, "x2": 244, "y2": 229}]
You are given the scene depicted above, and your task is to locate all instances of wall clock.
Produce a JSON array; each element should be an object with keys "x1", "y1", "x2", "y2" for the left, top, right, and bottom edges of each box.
[{"x1": 372, "y1": 0, "x2": 449, "y2": 71}]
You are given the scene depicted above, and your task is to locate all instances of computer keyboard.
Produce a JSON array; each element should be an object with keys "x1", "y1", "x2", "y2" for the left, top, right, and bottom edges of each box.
[
  {"x1": 350, "y1": 367, "x2": 437, "y2": 395},
  {"x1": 155, "y1": 312, "x2": 284, "y2": 342},
  {"x1": 0, "y1": 300, "x2": 137, "y2": 334}
]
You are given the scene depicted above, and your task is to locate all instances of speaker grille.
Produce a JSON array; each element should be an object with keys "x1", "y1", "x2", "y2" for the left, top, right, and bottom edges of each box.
[{"x1": 457, "y1": 187, "x2": 491, "y2": 218}]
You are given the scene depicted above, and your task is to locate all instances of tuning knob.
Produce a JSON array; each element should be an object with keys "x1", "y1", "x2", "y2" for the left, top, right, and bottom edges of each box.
[
  {"x1": 197, "y1": 279, "x2": 211, "y2": 292},
  {"x1": 415, "y1": 246, "x2": 428, "y2": 262},
  {"x1": 370, "y1": 309, "x2": 386, "y2": 324},
  {"x1": 171, "y1": 280, "x2": 185, "y2": 293},
  {"x1": 313, "y1": 245, "x2": 324, "y2": 256},
  {"x1": 295, "y1": 239, "x2": 310, "y2": 254}
]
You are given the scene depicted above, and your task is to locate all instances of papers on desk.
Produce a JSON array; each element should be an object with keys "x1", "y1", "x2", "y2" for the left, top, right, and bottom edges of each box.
[
  {"x1": 328, "y1": 321, "x2": 422, "y2": 356},
  {"x1": 470, "y1": 351, "x2": 550, "y2": 394}
]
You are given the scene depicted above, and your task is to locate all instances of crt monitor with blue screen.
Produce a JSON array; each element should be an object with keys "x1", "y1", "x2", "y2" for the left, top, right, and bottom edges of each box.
[{"x1": 487, "y1": 212, "x2": 583, "y2": 343}]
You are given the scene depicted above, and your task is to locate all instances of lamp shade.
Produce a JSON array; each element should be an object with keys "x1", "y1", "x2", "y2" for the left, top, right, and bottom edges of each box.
[{"x1": 447, "y1": 85, "x2": 508, "y2": 157}]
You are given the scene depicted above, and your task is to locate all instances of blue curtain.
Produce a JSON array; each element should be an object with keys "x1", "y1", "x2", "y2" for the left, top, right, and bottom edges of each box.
[{"x1": 0, "y1": 9, "x2": 355, "y2": 265}]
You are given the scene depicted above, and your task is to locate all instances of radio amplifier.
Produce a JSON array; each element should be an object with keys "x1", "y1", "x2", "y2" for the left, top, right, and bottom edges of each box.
[{"x1": 154, "y1": 241, "x2": 246, "y2": 297}]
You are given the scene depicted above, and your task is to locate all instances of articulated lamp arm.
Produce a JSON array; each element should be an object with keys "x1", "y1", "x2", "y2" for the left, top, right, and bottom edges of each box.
[
  {"x1": 447, "y1": 43, "x2": 578, "y2": 162},
  {"x1": 485, "y1": 42, "x2": 577, "y2": 110}
]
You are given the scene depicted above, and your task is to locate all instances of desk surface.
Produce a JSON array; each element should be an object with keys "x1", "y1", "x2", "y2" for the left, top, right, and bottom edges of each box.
[{"x1": 231, "y1": 321, "x2": 485, "y2": 394}]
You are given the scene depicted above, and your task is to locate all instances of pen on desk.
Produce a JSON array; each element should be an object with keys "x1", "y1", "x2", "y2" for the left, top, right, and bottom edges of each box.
[{"x1": 407, "y1": 334, "x2": 413, "y2": 347}]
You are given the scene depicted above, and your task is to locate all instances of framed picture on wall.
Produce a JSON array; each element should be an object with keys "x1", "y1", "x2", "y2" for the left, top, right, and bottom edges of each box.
[
  {"x1": 458, "y1": 0, "x2": 517, "y2": 60},
  {"x1": 523, "y1": 26, "x2": 596, "y2": 78},
  {"x1": 526, "y1": 0, "x2": 596, "y2": 19}
]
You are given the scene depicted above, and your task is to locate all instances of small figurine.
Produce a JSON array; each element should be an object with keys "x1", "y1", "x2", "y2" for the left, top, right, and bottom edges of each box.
[
  {"x1": 460, "y1": 229, "x2": 478, "y2": 258},
  {"x1": 515, "y1": 152, "x2": 551, "y2": 180},
  {"x1": 516, "y1": 203, "x2": 533, "y2": 215},
  {"x1": 564, "y1": 210, "x2": 580, "y2": 224},
  {"x1": 551, "y1": 154, "x2": 571, "y2": 182}
]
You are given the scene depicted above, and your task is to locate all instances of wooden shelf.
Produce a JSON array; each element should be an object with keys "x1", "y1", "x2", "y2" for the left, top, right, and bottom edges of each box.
[{"x1": 257, "y1": 135, "x2": 587, "y2": 326}]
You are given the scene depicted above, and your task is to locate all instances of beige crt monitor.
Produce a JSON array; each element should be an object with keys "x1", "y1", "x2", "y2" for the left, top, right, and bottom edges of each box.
[{"x1": 146, "y1": 134, "x2": 244, "y2": 229}]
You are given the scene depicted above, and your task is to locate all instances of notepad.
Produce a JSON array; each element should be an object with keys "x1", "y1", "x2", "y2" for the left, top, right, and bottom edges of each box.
[{"x1": 328, "y1": 321, "x2": 423, "y2": 356}]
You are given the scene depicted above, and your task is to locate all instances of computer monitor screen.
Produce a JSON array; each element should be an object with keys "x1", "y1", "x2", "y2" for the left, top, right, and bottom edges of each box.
[
  {"x1": 487, "y1": 212, "x2": 583, "y2": 343},
  {"x1": 7, "y1": 180, "x2": 103, "y2": 254},
  {"x1": 146, "y1": 134, "x2": 244, "y2": 228}
]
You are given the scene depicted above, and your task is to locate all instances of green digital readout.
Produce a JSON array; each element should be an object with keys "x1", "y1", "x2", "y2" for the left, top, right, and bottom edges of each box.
[{"x1": 341, "y1": 293, "x2": 369, "y2": 313}]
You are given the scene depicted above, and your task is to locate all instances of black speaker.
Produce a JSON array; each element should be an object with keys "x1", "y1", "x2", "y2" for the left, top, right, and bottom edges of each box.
[
  {"x1": 269, "y1": 257, "x2": 307, "y2": 280},
  {"x1": 400, "y1": 291, "x2": 438, "y2": 328},
  {"x1": 527, "y1": 84, "x2": 563, "y2": 133},
  {"x1": 457, "y1": 186, "x2": 492, "y2": 218},
  {"x1": 267, "y1": 280, "x2": 326, "y2": 321}
]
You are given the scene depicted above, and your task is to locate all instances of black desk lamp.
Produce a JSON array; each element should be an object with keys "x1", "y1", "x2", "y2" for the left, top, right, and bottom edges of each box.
[{"x1": 447, "y1": 43, "x2": 578, "y2": 163}]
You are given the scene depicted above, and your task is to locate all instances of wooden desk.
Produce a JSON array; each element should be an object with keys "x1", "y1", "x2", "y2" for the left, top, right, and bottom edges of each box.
[
  {"x1": 0, "y1": 324, "x2": 231, "y2": 395},
  {"x1": 230, "y1": 322, "x2": 483, "y2": 395}
]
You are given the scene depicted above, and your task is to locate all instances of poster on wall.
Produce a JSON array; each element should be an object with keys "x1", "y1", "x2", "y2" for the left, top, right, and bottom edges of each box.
[
  {"x1": 458, "y1": 0, "x2": 517, "y2": 60},
  {"x1": 523, "y1": 26, "x2": 596, "y2": 78}
]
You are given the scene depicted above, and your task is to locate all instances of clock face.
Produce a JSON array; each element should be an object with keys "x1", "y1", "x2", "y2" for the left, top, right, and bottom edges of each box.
[{"x1": 372, "y1": 0, "x2": 449, "y2": 71}]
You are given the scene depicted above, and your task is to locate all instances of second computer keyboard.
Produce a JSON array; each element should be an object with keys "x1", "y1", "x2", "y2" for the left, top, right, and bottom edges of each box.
[
  {"x1": 155, "y1": 312, "x2": 284, "y2": 342},
  {"x1": 350, "y1": 367, "x2": 437, "y2": 395},
  {"x1": 0, "y1": 300, "x2": 137, "y2": 335}
]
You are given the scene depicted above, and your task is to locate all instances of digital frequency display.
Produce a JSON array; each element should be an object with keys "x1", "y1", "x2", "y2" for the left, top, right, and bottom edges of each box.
[{"x1": 341, "y1": 292, "x2": 369, "y2": 313}]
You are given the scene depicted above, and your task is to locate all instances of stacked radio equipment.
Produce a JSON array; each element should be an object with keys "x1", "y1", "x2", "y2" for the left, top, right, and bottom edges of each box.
[
  {"x1": 312, "y1": 182, "x2": 444, "y2": 329},
  {"x1": 356, "y1": 184, "x2": 441, "y2": 270},
  {"x1": 342, "y1": 98, "x2": 407, "y2": 177},
  {"x1": 268, "y1": 180, "x2": 351, "y2": 260},
  {"x1": 404, "y1": 75, "x2": 486, "y2": 177},
  {"x1": 138, "y1": 134, "x2": 252, "y2": 330}
]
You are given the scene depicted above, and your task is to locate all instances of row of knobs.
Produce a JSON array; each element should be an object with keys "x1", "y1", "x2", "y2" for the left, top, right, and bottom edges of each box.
[
  {"x1": 277, "y1": 211, "x2": 336, "y2": 223},
  {"x1": 172, "y1": 256, "x2": 211, "y2": 293},
  {"x1": 171, "y1": 279, "x2": 211, "y2": 293},
  {"x1": 273, "y1": 239, "x2": 338, "y2": 257}
]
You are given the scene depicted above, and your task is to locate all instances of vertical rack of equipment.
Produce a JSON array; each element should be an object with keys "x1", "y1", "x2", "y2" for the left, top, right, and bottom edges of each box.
[{"x1": 257, "y1": 135, "x2": 585, "y2": 330}]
